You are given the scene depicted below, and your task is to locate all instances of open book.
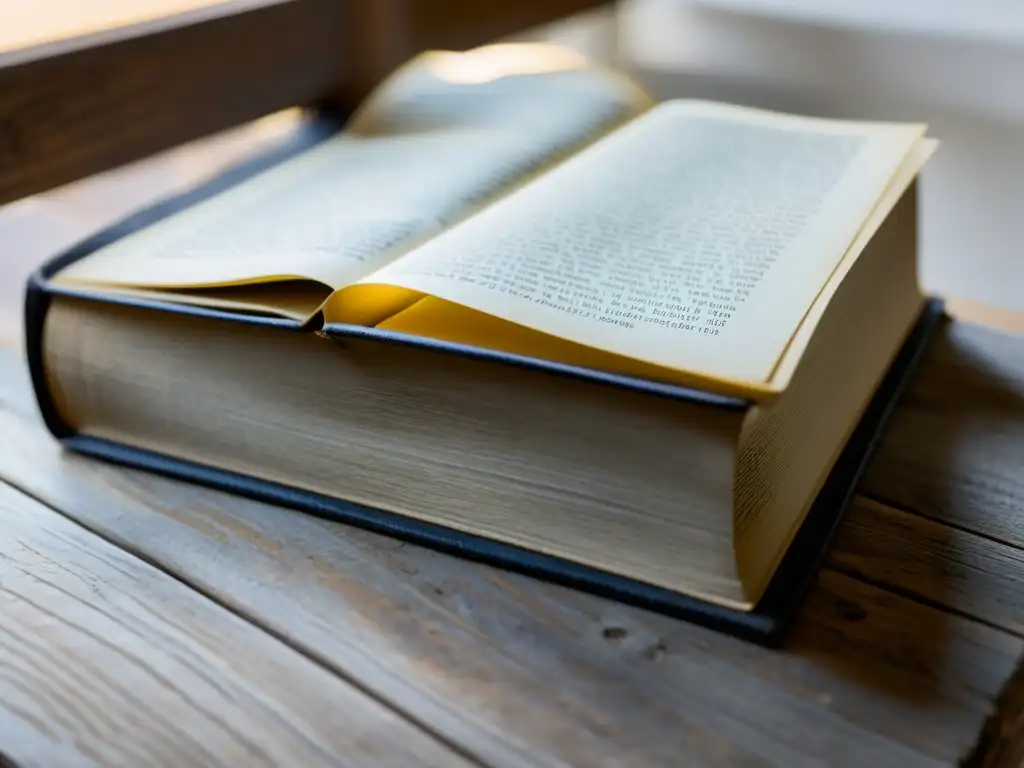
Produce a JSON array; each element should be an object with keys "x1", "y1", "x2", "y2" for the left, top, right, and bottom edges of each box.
[{"x1": 28, "y1": 43, "x2": 942, "y2": 642}]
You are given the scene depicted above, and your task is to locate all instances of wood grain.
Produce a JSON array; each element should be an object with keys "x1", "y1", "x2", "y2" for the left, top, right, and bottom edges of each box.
[
  {"x1": 0, "y1": 342, "x2": 1019, "y2": 767},
  {"x1": 968, "y1": 658, "x2": 1024, "y2": 768},
  {"x1": 0, "y1": 0, "x2": 613, "y2": 205},
  {"x1": 831, "y1": 496, "x2": 1024, "y2": 636},
  {"x1": 0, "y1": 0, "x2": 348, "y2": 206},
  {"x1": 0, "y1": 0, "x2": 237, "y2": 55},
  {"x1": 0, "y1": 479, "x2": 470, "y2": 768},
  {"x1": 861, "y1": 318, "x2": 1024, "y2": 548}
]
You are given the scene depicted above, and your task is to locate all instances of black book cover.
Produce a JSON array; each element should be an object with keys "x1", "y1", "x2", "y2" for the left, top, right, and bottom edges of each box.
[{"x1": 22, "y1": 114, "x2": 945, "y2": 646}]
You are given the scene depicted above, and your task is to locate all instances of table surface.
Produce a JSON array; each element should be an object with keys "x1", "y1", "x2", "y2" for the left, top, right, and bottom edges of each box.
[{"x1": 1, "y1": 307, "x2": 1023, "y2": 768}]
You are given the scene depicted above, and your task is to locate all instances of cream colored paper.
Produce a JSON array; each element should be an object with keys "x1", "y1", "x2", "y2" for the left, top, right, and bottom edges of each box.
[
  {"x1": 53, "y1": 44, "x2": 651, "y2": 293},
  {"x1": 350, "y1": 100, "x2": 925, "y2": 383}
]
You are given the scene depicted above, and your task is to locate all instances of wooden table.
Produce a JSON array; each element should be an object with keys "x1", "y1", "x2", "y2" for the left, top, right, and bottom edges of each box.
[{"x1": 0, "y1": 308, "x2": 1023, "y2": 767}]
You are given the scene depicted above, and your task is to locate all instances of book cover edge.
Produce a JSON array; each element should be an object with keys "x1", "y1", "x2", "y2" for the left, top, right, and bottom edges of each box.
[
  {"x1": 17, "y1": 110, "x2": 945, "y2": 644},
  {"x1": 22, "y1": 111, "x2": 752, "y2": 412},
  {"x1": 24, "y1": 279, "x2": 945, "y2": 644}
]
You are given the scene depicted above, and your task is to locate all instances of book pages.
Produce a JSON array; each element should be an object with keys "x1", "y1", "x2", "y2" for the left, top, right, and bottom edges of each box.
[
  {"x1": 342, "y1": 100, "x2": 925, "y2": 385},
  {"x1": 53, "y1": 45, "x2": 650, "y2": 293}
]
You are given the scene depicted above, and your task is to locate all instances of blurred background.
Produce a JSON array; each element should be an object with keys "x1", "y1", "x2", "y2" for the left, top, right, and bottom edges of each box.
[{"x1": 4, "y1": 0, "x2": 1024, "y2": 342}]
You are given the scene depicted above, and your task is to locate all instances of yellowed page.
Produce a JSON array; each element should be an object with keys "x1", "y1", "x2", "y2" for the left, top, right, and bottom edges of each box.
[
  {"x1": 768, "y1": 137, "x2": 939, "y2": 390},
  {"x1": 336, "y1": 100, "x2": 925, "y2": 385},
  {"x1": 53, "y1": 43, "x2": 652, "y2": 292},
  {"x1": 81, "y1": 283, "x2": 329, "y2": 322}
]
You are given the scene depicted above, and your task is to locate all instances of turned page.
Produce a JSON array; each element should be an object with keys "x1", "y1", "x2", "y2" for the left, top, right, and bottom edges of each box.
[
  {"x1": 53, "y1": 44, "x2": 651, "y2": 293},
  {"x1": 340, "y1": 100, "x2": 925, "y2": 387}
]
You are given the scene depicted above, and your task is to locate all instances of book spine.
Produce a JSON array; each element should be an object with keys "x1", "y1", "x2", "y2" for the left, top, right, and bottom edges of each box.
[{"x1": 24, "y1": 274, "x2": 75, "y2": 439}]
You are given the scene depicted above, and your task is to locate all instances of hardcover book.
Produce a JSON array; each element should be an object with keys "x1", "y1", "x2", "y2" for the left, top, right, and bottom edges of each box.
[{"x1": 24, "y1": 43, "x2": 943, "y2": 644}]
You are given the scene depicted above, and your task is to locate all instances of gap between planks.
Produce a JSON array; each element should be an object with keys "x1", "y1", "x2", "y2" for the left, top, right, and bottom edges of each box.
[
  {"x1": 858, "y1": 317, "x2": 1024, "y2": 551},
  {"x1": 836, "y1": 495, "x2": 1024, "y2": 638},
  {"x1": 0, "y1": 473, "x2": 490, "y2": 768},
  {"x1": 827, "y1": 557, "x2": 1022, "y2": 642},
  {"x1": 2, "y1": 463, "x2": 1014, "y2": 767},
  {"x1": 1, "y1": 325, "x2": 1023, "y2": 765},
  {"x1": 0, "y1": 476, "x2": 476, "y2": 768},
  {"x1": 2, "y1": 391, "x2": 1024, "y2": 765},
  {"x1": 860, "y1": 491, "x2": 1024, "y2": 557}
]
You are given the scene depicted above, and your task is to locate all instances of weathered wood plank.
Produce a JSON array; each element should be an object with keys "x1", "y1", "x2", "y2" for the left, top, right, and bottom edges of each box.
[
  {"x1": 0, "y1": 0, "x2": 347, "y2": 206},
  {"x1": 0, "y1": 479, "x2": 471, "y2": 768},
  {"x1": 861, "y1": 318, "x2": 1024, "y2": 548},
  {"x1": 967, "y1": 658, "x2": 1024, "y2": 768},
  {"x1": 0, "y1": 0, "x2": 614, "y2": 206},
  {"x1": 0, "y1": 0, "x2": 234, "y2": 55},
  {"x1": 831, "y1": 497, "x2": 1024, "y2": 636},
  {"x1": 0, "y1": 349, "x2": 1017, "y2": 766}
]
